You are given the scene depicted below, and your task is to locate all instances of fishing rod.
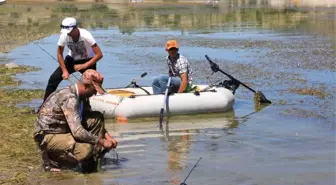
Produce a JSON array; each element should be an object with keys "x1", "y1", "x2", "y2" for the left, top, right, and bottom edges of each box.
[
  {"x1": 33, "y1": 42, "x2": 80, "y2": 85},
  {"x1": 34, "y1": 42, "x2": 120, "y2": 164},
  {"x1": 180, "y1": 157, "x2": 203, "y2": 185},
  {"x1": 34, "y1": 42, "x2": 111, "y2": 95}
]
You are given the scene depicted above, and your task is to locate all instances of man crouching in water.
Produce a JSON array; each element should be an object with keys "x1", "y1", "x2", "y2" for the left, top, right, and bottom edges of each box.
[{"x1": 34, "y1": 69, "x2": 117, "y2": 172}]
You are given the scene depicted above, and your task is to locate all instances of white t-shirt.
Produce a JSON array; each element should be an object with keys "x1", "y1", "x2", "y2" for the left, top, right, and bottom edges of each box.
[{"x1": 57, "y1": 28, "x2": 96, "y2": 61}]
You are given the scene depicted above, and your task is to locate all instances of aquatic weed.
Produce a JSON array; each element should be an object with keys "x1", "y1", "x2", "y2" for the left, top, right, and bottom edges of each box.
[
  {"x1": 282, "y1": 108, "x2": 327, "y2": 119},
  {"x1": 288, "y1": 87, "x2": 329, "y2": 99}
]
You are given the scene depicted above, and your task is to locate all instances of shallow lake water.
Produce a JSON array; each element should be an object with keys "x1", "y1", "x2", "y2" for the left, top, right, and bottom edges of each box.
[{"x1": 0, "y1": 1, "x2": 335, "y2": 185}]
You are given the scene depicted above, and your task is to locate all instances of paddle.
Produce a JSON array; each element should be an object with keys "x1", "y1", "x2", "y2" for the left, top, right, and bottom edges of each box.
[
  {"x1": 125, "y1": 72, "x2": 148, "y2": 88},
  {"x1": 124, "y1": 72, "x2": 151, "y2": 95},
  {"x1": 205, "y1": 55, "x2": 271, "y2": 104},
  {"x1": 159, "y1": 76, "x2": 172, "y2": 129}
]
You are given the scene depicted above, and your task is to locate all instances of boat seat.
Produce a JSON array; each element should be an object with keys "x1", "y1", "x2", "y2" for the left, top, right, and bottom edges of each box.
[{"x1": 107, "y1": 90, "x2": 135, "y2": 97}]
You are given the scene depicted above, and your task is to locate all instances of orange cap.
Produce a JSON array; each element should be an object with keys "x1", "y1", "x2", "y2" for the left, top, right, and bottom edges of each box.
[{"x1": 165, "y1": 40, "x2": 179, "y2": 51}]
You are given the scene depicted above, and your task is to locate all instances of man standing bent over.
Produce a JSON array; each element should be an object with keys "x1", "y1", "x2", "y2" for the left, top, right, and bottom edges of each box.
[{"x1": 42, "y1": 17, "x2": 103, "y2": 104}]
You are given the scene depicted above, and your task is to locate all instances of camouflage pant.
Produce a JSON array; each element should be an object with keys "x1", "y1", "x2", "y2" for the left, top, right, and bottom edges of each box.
[{"x1": 37, "y1": 111, "x2": 106, "y2": 170}]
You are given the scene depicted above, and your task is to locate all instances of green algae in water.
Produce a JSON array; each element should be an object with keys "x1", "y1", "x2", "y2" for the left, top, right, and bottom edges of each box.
[
  {"x1": 2, "y1": 89, "x2": 44, "y2": 103},
  {"x1": 288, "y1": 87, "x2": 329, "y2": 99},
  {"x1": 0, "y1": 64, "x2": 40, "y2": 75},
  {"x1": 0, "y1": 75, "x2": 20, "y2": 87},
  {"x1": 0, "y1": 64, "x2": 40, "y2": 87},
  {"x1": 0, "y1": 63, "x2": 51, "y2": 184},
  {"x1": 282, "y1": 108, "x2": 327, "y2": 119}
]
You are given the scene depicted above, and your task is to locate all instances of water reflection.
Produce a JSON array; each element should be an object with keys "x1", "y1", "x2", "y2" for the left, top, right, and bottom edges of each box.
[
  {"x1": 159, "y1": 110, "x2": 240, "y2": 179},
  {"x1": 0, "y1": 1, "x2": 334, "y2": 53},
  {"x1": 222, "y1": 0, "x2": 335, "y2": 8},
  {"x1": 166, "y1": 124, "x2": 191, "y2": 171},
  {"x1": 99, "y1": 110, "x2": 244, "y2": 184}
]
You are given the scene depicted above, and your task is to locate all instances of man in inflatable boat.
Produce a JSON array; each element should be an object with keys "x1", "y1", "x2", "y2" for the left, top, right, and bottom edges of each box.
[
  {"x1": 34, "y1": 70, "x2": 117, "y2": 172},
  {"x1": 152, "y1": 40, "x2": 197, "y2": 95}
]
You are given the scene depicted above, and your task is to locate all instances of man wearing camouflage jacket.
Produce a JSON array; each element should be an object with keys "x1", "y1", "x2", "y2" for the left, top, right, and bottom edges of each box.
[{"x1": 34, "y1": 69, "x2": 117, "y2": 172}]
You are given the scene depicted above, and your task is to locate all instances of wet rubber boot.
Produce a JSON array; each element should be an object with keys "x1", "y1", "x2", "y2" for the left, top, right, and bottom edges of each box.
[{"x1": 81, "y1": 156, "x2": 98, "y2": 173}]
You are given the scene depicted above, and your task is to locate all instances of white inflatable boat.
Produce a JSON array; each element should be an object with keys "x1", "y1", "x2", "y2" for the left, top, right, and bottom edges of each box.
[{"x1": 89, "y1": 85, "x2": 235, "y2": 119}]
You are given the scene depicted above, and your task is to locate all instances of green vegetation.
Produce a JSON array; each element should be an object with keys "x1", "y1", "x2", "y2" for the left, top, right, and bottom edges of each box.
[
  {"x1": 0, "y1": 64, "x2": 42, "y2": 184},
  {"x1": 0, "y1": 64, "x2": 83, "y2": 184}
]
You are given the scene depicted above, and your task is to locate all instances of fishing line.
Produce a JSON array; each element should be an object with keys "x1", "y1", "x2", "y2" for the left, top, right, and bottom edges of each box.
[
  {"x1": 34, "y1": 42, "x2": 111, "y2": 97},
  {"x1": 34, "y1": 42, "x2": 119, "y2": 165},
  {"x1": 110, "y1": 148, "x2": 119, "y2": 164},
  {"x1": 33, "y1": 42, "x2": 81, "y2": 84}
]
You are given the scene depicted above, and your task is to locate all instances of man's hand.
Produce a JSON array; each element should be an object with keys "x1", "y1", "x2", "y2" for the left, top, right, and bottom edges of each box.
[
  {"x1": 57, "y1": 46, "x2": 69, "y2": 80},
  {"x1": 104, "y1": 132, "x2": 118, "y2": 149},
  {"x1": 111, "y1": 138, "x2": 118, "y2": 148},
  {"x1": 167, "y1": 85, "x2": 175, "y2": 96},
  {"x1": 62, "y1": 70, "x2": 69, "y2": 80},
  {"x1": 74, "y1": 64, "x2": 88, "y2": 71},
  {"x1": 99, "y1": 138, "x2": 113, "y2": 149},
  {"x1": 103, "y1": 139, "x2": 114, "y2": 149}
]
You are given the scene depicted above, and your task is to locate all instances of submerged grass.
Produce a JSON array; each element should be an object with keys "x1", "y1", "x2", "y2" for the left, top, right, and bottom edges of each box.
[
  {"x1": 0, "y1": 65, "x2": 42, "y2": 184},
  {"x1": 288, "y1": 86, "x2": 329, "y2": 99},
  {"x1": 0, "y1": 64, "x2": 39, "y2": 87},
  {"x1": 0, "y1": 64, "x2": 81, "y2": 185},
  {"x1": 282, "y1": 107, "x2": 327, "y2": 119}
]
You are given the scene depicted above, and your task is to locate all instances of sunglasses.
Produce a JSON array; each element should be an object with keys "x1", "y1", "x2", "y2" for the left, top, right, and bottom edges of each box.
[{"x1": 60, "y1": 25, "x2": 76, "y2": 29}]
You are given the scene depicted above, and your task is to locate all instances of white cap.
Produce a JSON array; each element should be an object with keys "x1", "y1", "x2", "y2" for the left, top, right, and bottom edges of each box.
[{"x1": 60, "y1": 17, "x2": 77, "y2": 34}]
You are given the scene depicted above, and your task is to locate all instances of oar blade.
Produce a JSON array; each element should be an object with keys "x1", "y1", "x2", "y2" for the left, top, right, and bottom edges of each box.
[
  {"x1": 255, "y1": 91, "x2": 272, "y2": 104},
  {"x1": 159, "y1": 108, "x2": 164, "y2": 128}
]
